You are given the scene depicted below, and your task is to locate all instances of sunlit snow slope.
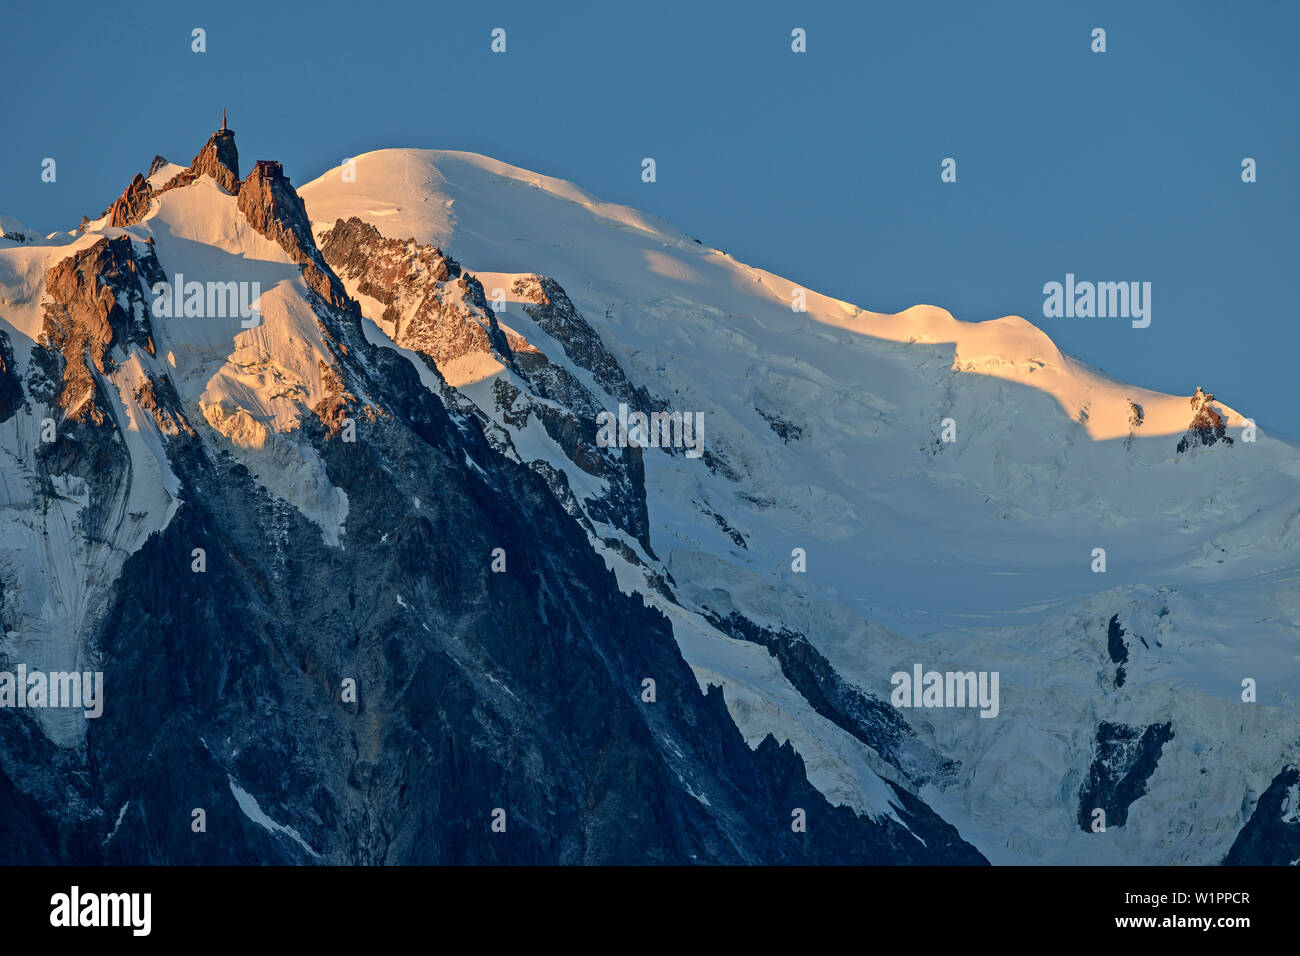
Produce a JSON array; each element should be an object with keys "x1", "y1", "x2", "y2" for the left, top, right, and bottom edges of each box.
[{"x1": 300, "y1": 149, "x2": 1300, "y2": 864}]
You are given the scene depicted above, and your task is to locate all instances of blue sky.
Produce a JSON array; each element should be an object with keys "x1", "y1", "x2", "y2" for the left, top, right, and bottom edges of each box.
[{"x1": 4, "y1": 0, "x2": 1297, "y2": 433}]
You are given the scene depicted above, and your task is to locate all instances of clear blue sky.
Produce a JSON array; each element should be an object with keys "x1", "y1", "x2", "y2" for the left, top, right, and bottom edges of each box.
[{"x1": 4, "y1": 0, "x2": 1297, "y2": 433}]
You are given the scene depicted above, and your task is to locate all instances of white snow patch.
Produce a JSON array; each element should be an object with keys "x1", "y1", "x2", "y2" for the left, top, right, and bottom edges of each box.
[
  {"x1": 102, "y1": 801, "x2": 130, "y2": 846},
  {"x1": 227, "y1": 775, "x2": 321, "y2": 859}
]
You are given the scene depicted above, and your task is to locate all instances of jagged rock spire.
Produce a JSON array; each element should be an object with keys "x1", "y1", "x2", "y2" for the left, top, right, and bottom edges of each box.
[
  {"x1": 1177, "y1": 384, "x2": 1233, "y2": 452},
  {"x1": 189, "y1": 115, "x2": 240, "y2": 193}
]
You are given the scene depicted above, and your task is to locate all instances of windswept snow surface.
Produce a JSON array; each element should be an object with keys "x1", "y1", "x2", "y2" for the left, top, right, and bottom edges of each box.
[{"x1": 302, "y1": 150, "x2": 1300, "y2": 864}]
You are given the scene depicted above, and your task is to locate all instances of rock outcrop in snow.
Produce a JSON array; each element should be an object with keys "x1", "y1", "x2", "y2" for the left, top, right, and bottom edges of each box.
[
  {"x1": 1225, "y1": 765, "x2": 1300, "y2": 864},
  {"x1": 186, "y1": 122, "x2": 240, "y2": 195},
  {"x1": 1176, "y1": 385, "x2": 1234, "y2": 453}
]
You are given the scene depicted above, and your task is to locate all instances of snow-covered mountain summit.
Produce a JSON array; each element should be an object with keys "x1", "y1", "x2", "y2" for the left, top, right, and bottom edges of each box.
[
  {"x1": 0, "y1": 125, "x2": 1295, "y2": 864},
  {"x1": 300, "y1": 148, "x2": 1300, "y2": 864}
]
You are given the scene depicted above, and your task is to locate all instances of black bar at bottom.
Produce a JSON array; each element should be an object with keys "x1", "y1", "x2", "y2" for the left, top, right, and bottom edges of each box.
[{"x1": 5, "y1": 864, "x2": 1283, "y2": 942}]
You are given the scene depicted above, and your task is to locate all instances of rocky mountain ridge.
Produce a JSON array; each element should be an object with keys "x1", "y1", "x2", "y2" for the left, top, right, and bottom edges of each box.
[{"x1": 0, "y1": 123, "x2": 986, "y2": 864}]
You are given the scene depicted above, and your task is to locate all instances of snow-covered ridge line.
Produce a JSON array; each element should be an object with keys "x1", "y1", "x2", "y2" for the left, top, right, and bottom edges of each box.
[
  {"x1": 299, "y1": 147, "x2": 1299, "y2": 865},
  {"x1": 300, "y1": 149, "x2": 1256, "y2": 444},
  {"x1": 3, "y1": 127, "x2": 1294, "y2": 864}
]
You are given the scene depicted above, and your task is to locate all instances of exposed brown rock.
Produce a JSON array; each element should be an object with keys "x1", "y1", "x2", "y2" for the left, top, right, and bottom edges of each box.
[
  {"x1": 40, "y1": 236, "x2": 157, "y2": 424},
  {"x1": 320, "y1": 217, "x2": 459, "y2": 301},
  {"x1": 1177, "y1": 386, "x2": 1234, "y2": 453},
  {"x1": 187, "y1": 126, "x2": 240, "y2": 194},
  {"x1": 317, "y1": 216, "x2": 520, "y2": 366},
  {"x1": 316, "y1": 216, "x2": 657, "y2": 549},
  {"x1": 134, "y1": 376, "x2": 195, "y2": 438},
  {"x1": 107, "y1": 173, "x2": 154, "y2": 227},
  {"x1": 313, "y1": 360, "x2": 358, "y2": 439},
  {"x1": 233, "y1": 163, "x2": 371, "y2": 443},
  {"x1": 237, "y1": 163, "x2": 350, "y2": 311}
]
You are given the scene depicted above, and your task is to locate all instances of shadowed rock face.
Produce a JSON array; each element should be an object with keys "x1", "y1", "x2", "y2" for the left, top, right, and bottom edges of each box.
[
  {"x1": 63, "y1": 384, "x2": 979, "y2": 864},
  {"x1": 1107, "y1": 614, "x2": 1129, "y2": 688},
  {"x1": 1225, "y1": 765, "x2": 1300, "y2": 864},
  {"x1": 0, "y1": 127, "x2": 987, "y2": 865},
  {"x1": 513, "y1": 275, "x2": 652, "y2": 411},
  {"x1": 704, "y1": 610, "x2": 960, "y2": 793},
  {"x1": 508, "y1": 275, "x2": 749, "y2": 486},
  {"x1": 0, "y1": 330, "x2": 21, "y2": 422},
  {"x1": 1077, "y1": 721, "x2": 1175, "y2": 831}
]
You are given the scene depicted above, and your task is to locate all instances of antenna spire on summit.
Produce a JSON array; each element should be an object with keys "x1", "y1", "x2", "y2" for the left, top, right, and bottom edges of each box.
[{"x1": 221, "y1": 108, "x2": 227, "y2": 131}]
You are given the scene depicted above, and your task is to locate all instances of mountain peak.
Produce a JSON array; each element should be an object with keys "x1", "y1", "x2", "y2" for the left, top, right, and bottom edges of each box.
[
  {"x1": 4, "y1": 125, "x2": 1296, "y2": 867},
  {"x1": 81, "y1": 121, "x2": 241, "y2": 232},
  {"x1": 236, "y1": 157, "x2": 351, "y2": 312},
  {"x1": 1177, "y1": 384, "x2": 1234, "y2": 453},
  {"x1": 189, "y1": 119, "x2": 240, "y2": 194}
]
